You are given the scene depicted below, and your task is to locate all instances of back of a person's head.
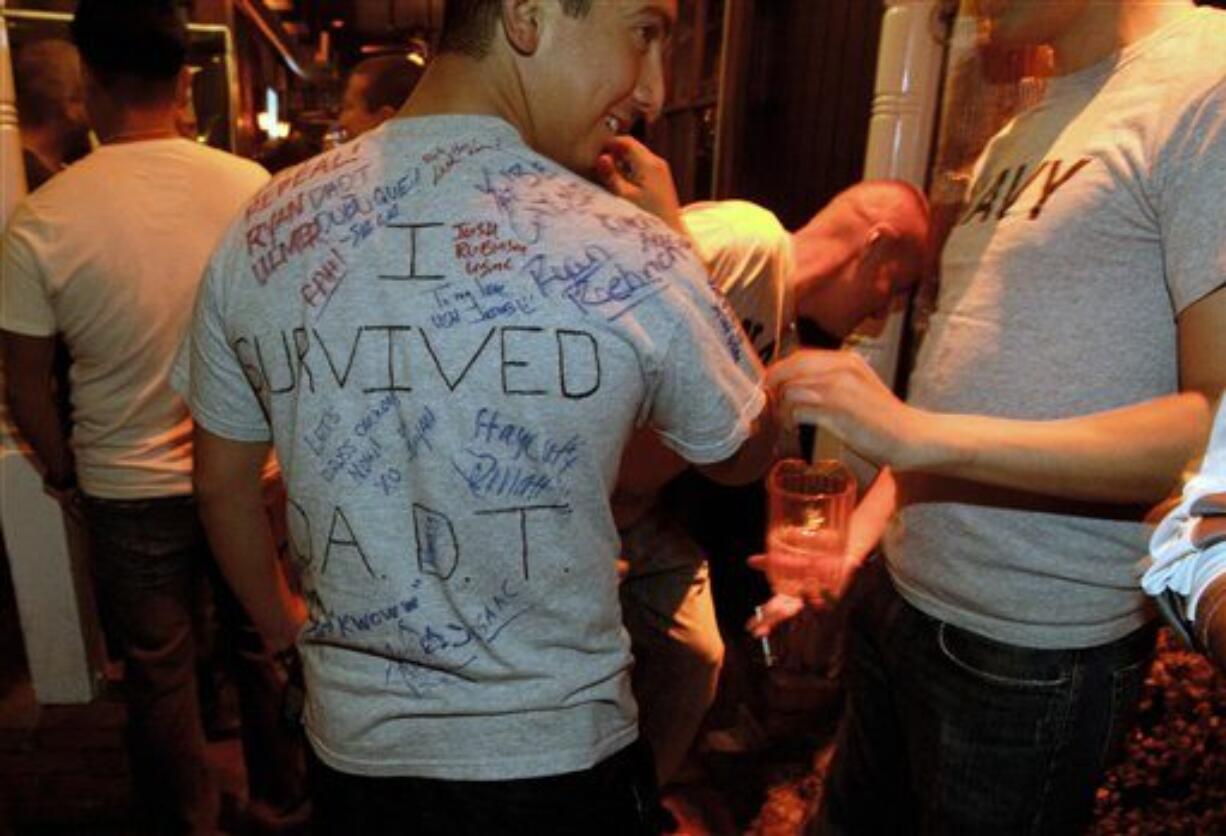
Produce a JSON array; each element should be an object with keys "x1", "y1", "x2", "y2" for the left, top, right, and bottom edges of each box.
[
  {"x1": 352, "y1": 55, "x2": 425, "y2": 114},
  {"x1": 818, "y1": 180, "x2": 931, "y2": 257},
  {"x1": 13, "y1": 39, "x2": 81, "y2": 128},
  {"x1": 847, "y1": 180, "x2": 932, "y2": 278},
  {"x1": 71, "y1": 0, "x2": 187, "y2": 102},
  {"x1": 438, "y1": 0, "x2": 592, "y2": 57}
]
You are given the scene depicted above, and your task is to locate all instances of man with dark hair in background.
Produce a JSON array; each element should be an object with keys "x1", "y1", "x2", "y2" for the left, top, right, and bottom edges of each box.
[
  {"x1": 181, "y1": 0, "x2": 780, "y2": 832},
  {"x1": 12, "y1": 38, "x2": 90, "y2": 191},
  {"x1": 0, "y1": 2, "x2": 304, "y2": 832},
  {"x1": 336, "y1": 54, "x2": 425, "y2": 142}
]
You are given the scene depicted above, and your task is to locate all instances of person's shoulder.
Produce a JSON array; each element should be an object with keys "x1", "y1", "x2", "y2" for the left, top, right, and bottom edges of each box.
[
  {"x1": 1180, "y1": 6, "x2": 1226, "y2": 53},
  {"x1": 459, "y1": 139, "x2": 693, "y2": 251},
  {"x1": 503, "y1": 165, "x2": 717, "y2": 328},
  {"x1": 1133, "y1": 9, "x2": 1226, "y2": 104},
  {"x1": 510, "y1": 146, "x2": 690, "y2": 244},
  {"x1": 7, "y1": 151, "x2": 101, "y2": 225},
  {"x1": 182, "y1": 141, "x2": 270, "y2": 189},
  {"x1": 682, "y1": 200, "x2": 787, "y2": 261},
  {"x1": 189, "y1": 140, "x2": 268, "y2": 173},
  {"x1": 1179, "y1": 12, "x2": 1226, "y2": 102},
  {"x1": 241, "y1": 136, "x2": 368, "y2": 223}
]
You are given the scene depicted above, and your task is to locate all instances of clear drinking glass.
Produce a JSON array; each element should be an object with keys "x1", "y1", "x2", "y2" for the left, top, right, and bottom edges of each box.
[{"x1": 764, "y1": 458, "x2": 857, "y2": 601}]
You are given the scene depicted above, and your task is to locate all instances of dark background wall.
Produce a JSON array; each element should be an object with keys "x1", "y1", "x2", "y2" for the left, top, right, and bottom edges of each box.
[{"x1": 717, "y1": 0, "x2": 885, "y2": 230}]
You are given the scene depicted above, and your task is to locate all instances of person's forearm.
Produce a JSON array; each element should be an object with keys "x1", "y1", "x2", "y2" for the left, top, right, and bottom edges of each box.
[
  {"x1": 901, "y1": 392, "x2": 1211, "y2": 504},
  {"x1": 198, "y1": 485, "x2": 301, "y2": 651},
  {"x1": 7, "y1": 384, "x2": 74, "y2": 487},
  {"x1": 847, "y1": 468, "x2": 896, "y2": 562},
  {"x1": 612, "y1": 427, "x2": 688, "y2": 529},
  {"x1": 1197, "y1": 573, "x2": 1226, "y2": 673}
]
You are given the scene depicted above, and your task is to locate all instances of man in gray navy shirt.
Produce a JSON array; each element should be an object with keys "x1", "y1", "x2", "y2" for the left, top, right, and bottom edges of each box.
[{"x1": 767, "y1": 0, "x2": 1226, "y2": 832}]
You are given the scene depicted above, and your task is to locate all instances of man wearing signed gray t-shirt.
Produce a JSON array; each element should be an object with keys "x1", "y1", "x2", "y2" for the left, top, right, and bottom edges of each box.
[{"x1": 179, "y1": 1, "x2": 776, "y2": 832}]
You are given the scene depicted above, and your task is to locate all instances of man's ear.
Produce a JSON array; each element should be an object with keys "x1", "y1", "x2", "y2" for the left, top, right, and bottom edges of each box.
[
  {"x1": 862, "y1": 223, "x2": 900, "y2": 256},
  {"x1": 860, "y1": 223, "x2": 921, "y2": 294},
  {"x1": 174, "y1": 66, "x2": 193, "y2": 110},
  {"x1": 860, "y1": 223, "x2": 902, "y2": 273},
  {"x1": 501, "y1": 0, "x2": 544, "y2": 55}
]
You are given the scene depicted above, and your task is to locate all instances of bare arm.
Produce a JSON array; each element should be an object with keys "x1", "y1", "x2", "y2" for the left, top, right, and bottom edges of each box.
[
  {"x1": 2, "y1": 331, "x2": 74, "y2": 490},
  {"x1": 768, "y1": 287, "x2": 1225, "y2": 505},
  {"x1": 1199, "y1": 573, "x2": 1226, "y2": 673},
  {"x1": 194, "y1": 426, "x2": 303, "y2": 652},
  {"x1": 611, "y1": 427, "x2": 687, "y2": 529}
]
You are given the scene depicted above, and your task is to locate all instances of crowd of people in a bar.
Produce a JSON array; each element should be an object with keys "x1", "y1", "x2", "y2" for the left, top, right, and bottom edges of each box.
[{"x1": 1, "y1": 0, "x2": 1223, "y2": 834}]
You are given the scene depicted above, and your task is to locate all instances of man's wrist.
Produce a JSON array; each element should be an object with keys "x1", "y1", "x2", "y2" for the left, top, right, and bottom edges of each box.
[
  {"x1": 1196, "y1": 573, "x2": 1226, "y2": 670},
  {"x1": 894, "y1": 407, "x2": 949, "y2": 473}
]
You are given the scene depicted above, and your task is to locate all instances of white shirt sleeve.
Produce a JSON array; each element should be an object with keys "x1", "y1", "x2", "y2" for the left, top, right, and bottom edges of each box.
[{"x1": 0, "y1": 206, "x2": 57, "y2": 337}]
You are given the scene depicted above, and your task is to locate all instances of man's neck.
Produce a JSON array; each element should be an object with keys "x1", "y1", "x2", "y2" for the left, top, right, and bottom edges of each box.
[
  {"x1": 1050, "y1": 0, "x2": 1194, "y2": 74},
  {"x1": 98, "y1": 107, "x2": 179, "y2": 144},
  {"x1": 396, "y1": 51, "x2": 532, "y2": 145}
]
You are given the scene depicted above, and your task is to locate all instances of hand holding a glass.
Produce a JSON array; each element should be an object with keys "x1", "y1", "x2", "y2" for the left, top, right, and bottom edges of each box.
[
  {"x1": 748, "y1": 467, "x2": 897, "y2": 637},
  {"x1": 759, "y1": 458, "x2": 856, "y2": 600},
  {"x1": 746, "y1": 348, "x2": 915, "y2": 637}
]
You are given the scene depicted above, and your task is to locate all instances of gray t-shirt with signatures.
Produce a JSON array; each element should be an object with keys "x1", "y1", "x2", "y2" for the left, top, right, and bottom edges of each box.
[{"x1": 181, "y1": 115, "x2": 764, "y2": 779}]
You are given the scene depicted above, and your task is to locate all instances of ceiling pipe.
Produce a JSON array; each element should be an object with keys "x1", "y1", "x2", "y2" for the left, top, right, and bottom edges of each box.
[{"x1": 234, "y1": 0, "x2": 326, "y2": 83}]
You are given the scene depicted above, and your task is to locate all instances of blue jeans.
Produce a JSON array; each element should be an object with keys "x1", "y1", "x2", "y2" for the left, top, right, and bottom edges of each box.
[
  {"x1": 815, "y1": 556, "x2": 1155, "y2": 835},
  {"x1": 83, "y1": 493, "x2": 305, "y2": 834}
]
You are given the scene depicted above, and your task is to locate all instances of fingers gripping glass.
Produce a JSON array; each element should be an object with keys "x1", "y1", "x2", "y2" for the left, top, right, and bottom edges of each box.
[{"x1": 764, "y1": 458, "x2": 856, "y2": 603}]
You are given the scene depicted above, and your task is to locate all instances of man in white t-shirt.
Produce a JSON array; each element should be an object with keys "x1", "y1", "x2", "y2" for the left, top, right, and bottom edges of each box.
[
  {"x1": 181, "y1": 1, "x2": 779, "y2": 832},
  {"x1": 0, "y1": 2, "x2": 296, "y2": 832},
  {"x1": 767, "y1": 1, "x2": 1226, "y2": 831}
]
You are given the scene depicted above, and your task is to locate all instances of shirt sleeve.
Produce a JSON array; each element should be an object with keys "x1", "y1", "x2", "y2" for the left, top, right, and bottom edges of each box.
[
  {"x1": 0, "y1": 206, "x2": 56, "y2": 337},
  {"x1": 1156, "y1": 77, "x2": 1226, "y2": 314},
  {"x1": 180, "y1": 258, "x2": 272, "y2": 443},
  {"x1": 645, "y1": 260, "x2": 766, "y2": 465}
]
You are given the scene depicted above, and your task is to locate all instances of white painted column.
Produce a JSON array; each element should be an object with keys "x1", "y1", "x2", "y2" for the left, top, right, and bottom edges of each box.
[
  {"x1": 848, "y1": 0, "x2": 949, "y2": 387},
  {"x1": 0, "y1": 3, "x2": 106, "y2": 704},
  {"x1": 816, "y1": 0, "x2": 950, "y2": 472}
]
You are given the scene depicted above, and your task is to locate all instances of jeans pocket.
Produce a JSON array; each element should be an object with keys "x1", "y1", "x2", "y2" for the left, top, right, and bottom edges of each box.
[
  {"x1": 937, "y1": 622, "x2": 1071, "y2": 689},
  {"x1": 1100, "y1": 657, "x2": 1147, "y2": 767}
]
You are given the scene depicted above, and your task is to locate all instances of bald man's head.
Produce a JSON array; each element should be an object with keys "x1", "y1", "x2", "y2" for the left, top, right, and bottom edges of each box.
[{"x1": 791, "y1": 180, "x2": 931, "y2": 338}]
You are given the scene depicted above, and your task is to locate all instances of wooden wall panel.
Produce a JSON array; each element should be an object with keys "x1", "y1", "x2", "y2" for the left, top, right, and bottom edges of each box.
[{"x1": 722, "y1": 0, "x2": 884, "y2": 230}]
